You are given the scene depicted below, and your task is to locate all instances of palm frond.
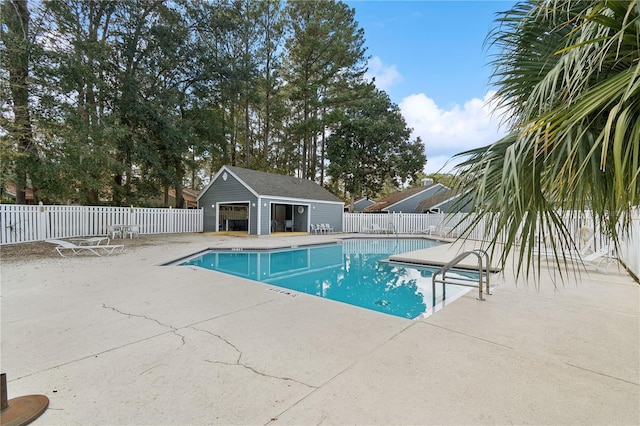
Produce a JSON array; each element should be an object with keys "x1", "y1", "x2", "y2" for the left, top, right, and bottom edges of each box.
[{"x1": 452, "y1": 0, "x2": 639, "y2": 282}]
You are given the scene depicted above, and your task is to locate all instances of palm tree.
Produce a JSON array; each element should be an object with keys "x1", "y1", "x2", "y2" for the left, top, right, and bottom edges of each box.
[{"x1": 452, "y1": 0, "x2": 639, "y2": 280}]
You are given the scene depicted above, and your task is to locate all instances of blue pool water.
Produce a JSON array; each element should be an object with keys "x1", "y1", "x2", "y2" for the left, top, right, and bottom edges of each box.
[{"x1": 180, "y1": 239, "x2": 474, "y2": 319}]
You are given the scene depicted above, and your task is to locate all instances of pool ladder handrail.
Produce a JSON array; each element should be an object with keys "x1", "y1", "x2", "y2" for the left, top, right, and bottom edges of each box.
[{"x1": 431, "y1": 249, "x2": 491, "y2": 307}]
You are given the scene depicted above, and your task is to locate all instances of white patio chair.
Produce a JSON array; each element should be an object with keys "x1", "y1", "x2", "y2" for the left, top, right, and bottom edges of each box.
[
  {"x1": 324, "y1": 223, "x2": 334, "y2": 233},
  {"x1": 107, "y1": 225, "x2": 123, "y2": 239},
  {"x1": 125, "y1": 225, "x2": 140, "y2": 239}
]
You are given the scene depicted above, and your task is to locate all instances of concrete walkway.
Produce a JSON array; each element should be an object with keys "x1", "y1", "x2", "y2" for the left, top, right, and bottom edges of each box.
[{"x1": 1, "y1": 233, "x2": 638, "y2": 425}]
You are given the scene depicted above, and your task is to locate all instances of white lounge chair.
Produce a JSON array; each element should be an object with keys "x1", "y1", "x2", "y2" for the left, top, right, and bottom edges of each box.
[
  {"x1": 534, "y1": 245, "x2": 616, "y2": 273},
  {"x1": 363, "y1": 224, "x2": 383, "y2": 234},
  {"x1": 411, "y1": 225, "x2": 438, "y2": 235},
  {"x1": 68, "y1": 236, "x2": 110, "y2": 246},
  {"x1": 581, "y1": 248, "x2": 617, "y2": 272},
  {"x1": 46, "y1": 239, "x2": 124, "y2": 257},
  {"x1": 439, "y1": 226, "x2": 460, "y2": 238}
]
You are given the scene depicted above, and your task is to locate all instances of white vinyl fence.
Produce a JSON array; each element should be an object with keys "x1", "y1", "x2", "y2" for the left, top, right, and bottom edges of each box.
[
  {"x1": 1, "y1": 203, "x2": 203, "y2": 245},
  {"x1": 2, "y1": 205, "x2": 637, "y2": 277},
  {"x1": 344, "y1": 212, "x2": 500, "y2": 241},
  {"x1": 344, "y1": 212, "x2": 639, "y2": 278},
  {"x1": 618, "y1": 209, "x2": 640, "y2": 278}
]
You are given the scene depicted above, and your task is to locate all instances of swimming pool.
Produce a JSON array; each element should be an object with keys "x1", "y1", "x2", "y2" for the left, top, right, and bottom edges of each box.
[{"x1": 179, "y1": 238, "x2": 475, "y2": 319}]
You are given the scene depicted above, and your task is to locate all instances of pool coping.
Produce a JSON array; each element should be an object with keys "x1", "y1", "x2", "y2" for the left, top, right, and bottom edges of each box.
[{"x1": 161, "y1": 234, "x2": 451, "y2": 266}]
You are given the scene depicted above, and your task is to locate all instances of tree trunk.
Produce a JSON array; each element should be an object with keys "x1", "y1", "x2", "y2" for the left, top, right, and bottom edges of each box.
[
  {"x1": 309, "y1": 105, "x2": 318, "y2": 180},
  {"x1": 230, "y1": 103, "x2": 237, "y2": 166},
  {"x1": 174, "y1": 158, "x2": 184, "y2": 208},
  {"x1": 2, "y1": 0, "x2": 34, "y2": 204},
  {"x1": 245, "y1": 97, "x2": 250, "y2": 168},
  {"x1": 301, "y1": 99, "x2": 308, "y2": 178},
  {"x1": 320, "y1": 118, "x2": 326, "y2": 186},
  {"x1": 263, "y1": 57, "x2": 270, "y2": 163}
]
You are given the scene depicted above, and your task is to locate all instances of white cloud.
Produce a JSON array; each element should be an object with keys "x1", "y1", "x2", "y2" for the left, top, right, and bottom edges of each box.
[
  {"x1": 399, "y1": 91, "x2": 508, "y2": 174},
  {"x1": 420, "y1": 155, "x2": 456, "y2": 175},
  {"x1": 365, "y1": 56, "x2": 403, "y2": 91}
]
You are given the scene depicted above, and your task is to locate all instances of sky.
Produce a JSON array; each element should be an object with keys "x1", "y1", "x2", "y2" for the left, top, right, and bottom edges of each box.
[{"x1": 346, "y1": 0, "x2": 517, "y2": 174}]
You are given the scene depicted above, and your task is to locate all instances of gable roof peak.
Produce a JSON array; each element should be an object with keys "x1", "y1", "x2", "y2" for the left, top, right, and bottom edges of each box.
[{"x1": 212, "y1": 165, "x2": 342, "y2": 203}]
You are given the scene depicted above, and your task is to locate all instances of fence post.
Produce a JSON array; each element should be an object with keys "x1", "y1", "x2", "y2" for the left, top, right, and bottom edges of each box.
[{"x1": 37, "y1": 202, "x2": 47, "y2": 241}]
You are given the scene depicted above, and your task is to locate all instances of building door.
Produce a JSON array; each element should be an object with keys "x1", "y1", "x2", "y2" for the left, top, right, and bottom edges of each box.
[
  {"x1": 273, "y1": 204, "x2": 286, "y2": 232},
  {"x1": 219, "y1": 204, "x2": 249, "y2": 232}
]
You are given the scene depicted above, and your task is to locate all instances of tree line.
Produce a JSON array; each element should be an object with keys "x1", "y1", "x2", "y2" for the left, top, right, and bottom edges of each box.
[{"x1": 1, "y1": 0, "x2": 426, "y2": 207}]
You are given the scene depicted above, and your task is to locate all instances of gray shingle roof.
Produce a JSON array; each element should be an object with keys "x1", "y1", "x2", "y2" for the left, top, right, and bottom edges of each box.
[
  {"x1": 364, "y1": 186, "x2": 429, "y2": 212},
  {"x1": 226, "y1": 166, "x2": 342, "y2": 203},
  {"x1": 415, "y1": 189, "x2": 457, "y2": 211}
]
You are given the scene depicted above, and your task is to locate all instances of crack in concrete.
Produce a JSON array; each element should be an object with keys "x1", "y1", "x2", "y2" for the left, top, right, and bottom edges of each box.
[
  {"x1": 102, "y1": 303, "x2": 186, "y2": 346},
  {"x1": 564, "y1": 362, "x2": 640, "y2": 386},
  {"x1": 189, "y1": 326, "x2": 243, "y2": 361},
  {"x1": 424, "y1": 322, "x2": 515, "y2": 349},
  {"x1": 139, "y1": 364, "x2": 167, "y2": 376},
  {"x1": 190, "y1": 326, "x2": 316, "y2": 389}
]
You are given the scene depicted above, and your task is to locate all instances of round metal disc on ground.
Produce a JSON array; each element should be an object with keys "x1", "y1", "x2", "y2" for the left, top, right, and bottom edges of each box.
[{"x1": 0, "y1": 395, "x2": 49, "y2": 426}]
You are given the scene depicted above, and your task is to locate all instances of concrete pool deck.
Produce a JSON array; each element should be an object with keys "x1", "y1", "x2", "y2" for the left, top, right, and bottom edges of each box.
[{"x1": 1, "y1": 232, "x2": 638, "y2": 425}]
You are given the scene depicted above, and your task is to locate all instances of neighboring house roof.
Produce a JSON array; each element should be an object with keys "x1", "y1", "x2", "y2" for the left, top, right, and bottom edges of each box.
[
  {"x1": 182, "y1": 188, "x2": 199, "y2": 201},
  {"x1": 364, "y1": 184, "x2": 449, "y2": 212},
  {"x1": 3, "y1": 182, "x2": 35, "y2": 201},
  {"x1": 346, "y1": 198, "x2": 375, "y2": 212},
  {"x1": 364, "y1": 186, "x2": 427, "y2": 212},
  {"x1": 431, "y1": 189, "x2": 475, "y2": 212},
  {"x1": 168, "y1": 187, "x2": 199, "y2": 208},
  {"x1": 198, "y1": 165, "x2": 343, "y2": 204},
  {"x1": 416, "y1": 189, "x2": 457, "y2": 211}
]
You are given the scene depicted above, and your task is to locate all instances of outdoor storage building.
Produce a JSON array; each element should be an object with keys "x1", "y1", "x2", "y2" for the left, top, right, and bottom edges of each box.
[{"x1": 197, "y1": 165, "x2": 344, "y2": 235}]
